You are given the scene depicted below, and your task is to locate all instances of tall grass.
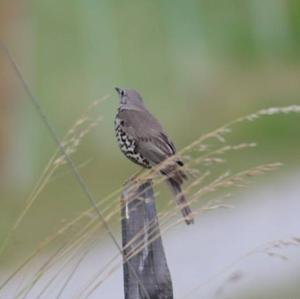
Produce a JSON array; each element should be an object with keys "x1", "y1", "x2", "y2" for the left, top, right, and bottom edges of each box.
[{"x1": 0, "y1": 103, "x2": 299, "y2": 298}]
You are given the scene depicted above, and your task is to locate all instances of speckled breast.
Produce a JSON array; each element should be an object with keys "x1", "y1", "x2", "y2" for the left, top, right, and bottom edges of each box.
[{"x1": 114, "y1": 117, "x2": 150, "y2": 168}]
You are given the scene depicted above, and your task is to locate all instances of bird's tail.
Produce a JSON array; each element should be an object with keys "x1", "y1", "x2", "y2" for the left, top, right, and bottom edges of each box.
[{"x1": 166, "y1": 176, "x2": 194, "y2": 225}]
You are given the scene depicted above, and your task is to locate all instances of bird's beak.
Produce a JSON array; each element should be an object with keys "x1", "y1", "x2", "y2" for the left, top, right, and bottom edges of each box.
[{"x1": 115, "y1": 87, "x2": 121, "y2": 95}]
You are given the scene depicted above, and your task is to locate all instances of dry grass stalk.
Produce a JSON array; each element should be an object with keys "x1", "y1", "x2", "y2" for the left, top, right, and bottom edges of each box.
[
  {"x1": 0, "y1": 97, "x2": 107, "y2": 293},
  {"x1": 182, "y1": 236, "x2": 300, "y2": 299},
  {"x1": 1, "y1": 105, "x2": 299, "y2": 298}
]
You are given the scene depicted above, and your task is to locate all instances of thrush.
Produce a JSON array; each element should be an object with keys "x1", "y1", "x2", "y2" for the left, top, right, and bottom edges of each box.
[{"x1": 114, "y1": 87, "x2": 194, "y2": 225}]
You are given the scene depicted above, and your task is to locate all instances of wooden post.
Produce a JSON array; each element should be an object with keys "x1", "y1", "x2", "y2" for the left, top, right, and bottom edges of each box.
[{"x1": 121, "y1": 179, "x2": 173, "y2": 299}]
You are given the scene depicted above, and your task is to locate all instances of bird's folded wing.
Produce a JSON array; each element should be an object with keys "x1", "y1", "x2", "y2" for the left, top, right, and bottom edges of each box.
[
  {"x1": 117, "y1": 109, "x2": 176, "y2": 164},
  {"x1": 140, "y1": 137, "x2": 175, "y2": 165}
]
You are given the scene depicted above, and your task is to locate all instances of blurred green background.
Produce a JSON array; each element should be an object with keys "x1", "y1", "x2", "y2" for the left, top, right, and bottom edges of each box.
[{"x1": 0, "y1": 0, "x2": 300, "y2": 297}]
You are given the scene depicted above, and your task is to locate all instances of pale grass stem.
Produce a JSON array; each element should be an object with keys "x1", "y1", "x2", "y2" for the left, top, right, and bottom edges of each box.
[
  {"x1": 182, "y1": 236, "x2": 300, "y2": 299},
  {"x1": 75, "y1": 162, "x2": 282, "y2": 297},
  {"x1": 1, "y1": 104, "x2": 299, "y2": 298}
]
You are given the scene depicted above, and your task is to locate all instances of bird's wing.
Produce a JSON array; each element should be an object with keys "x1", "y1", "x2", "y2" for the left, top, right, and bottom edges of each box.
[{"x1": 117, "y1": 109, "x2": 176, "y2": 164}]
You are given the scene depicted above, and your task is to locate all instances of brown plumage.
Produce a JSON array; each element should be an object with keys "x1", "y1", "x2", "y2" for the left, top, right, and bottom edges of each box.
[{"x1": 115, "y1": 88, "x2": 194, "y2": 225}]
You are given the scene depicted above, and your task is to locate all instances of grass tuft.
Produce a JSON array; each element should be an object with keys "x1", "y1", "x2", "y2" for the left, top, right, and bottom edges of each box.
[{"x1": 1, "y1": 104, "x2": 299, "y2": 298}]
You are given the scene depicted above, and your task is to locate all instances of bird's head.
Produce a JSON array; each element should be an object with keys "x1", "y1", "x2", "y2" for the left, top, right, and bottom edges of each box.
[{"x1": 115, "y1": 87, "x2": 145, "y2": 110}]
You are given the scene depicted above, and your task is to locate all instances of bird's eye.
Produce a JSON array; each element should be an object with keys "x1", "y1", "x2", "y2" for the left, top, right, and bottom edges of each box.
[{"x1": 120, "y1": 90, "x2": 126, "y2": 96}]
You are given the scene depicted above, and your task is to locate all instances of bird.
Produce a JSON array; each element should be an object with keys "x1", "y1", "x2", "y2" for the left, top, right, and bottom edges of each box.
[{"x1": 114, "y1": 87, "x2": 194, "y2": 225}]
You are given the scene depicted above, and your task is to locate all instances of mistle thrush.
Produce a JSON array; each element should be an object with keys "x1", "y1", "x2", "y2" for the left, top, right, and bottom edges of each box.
[{"x1": 114, "y1": 87, "x2": 194, "y2": 225}]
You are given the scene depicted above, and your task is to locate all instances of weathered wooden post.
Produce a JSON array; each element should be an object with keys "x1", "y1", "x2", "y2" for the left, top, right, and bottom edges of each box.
[{"x1": 121, "y1": 179, "x2": 173, "y2": 299}]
